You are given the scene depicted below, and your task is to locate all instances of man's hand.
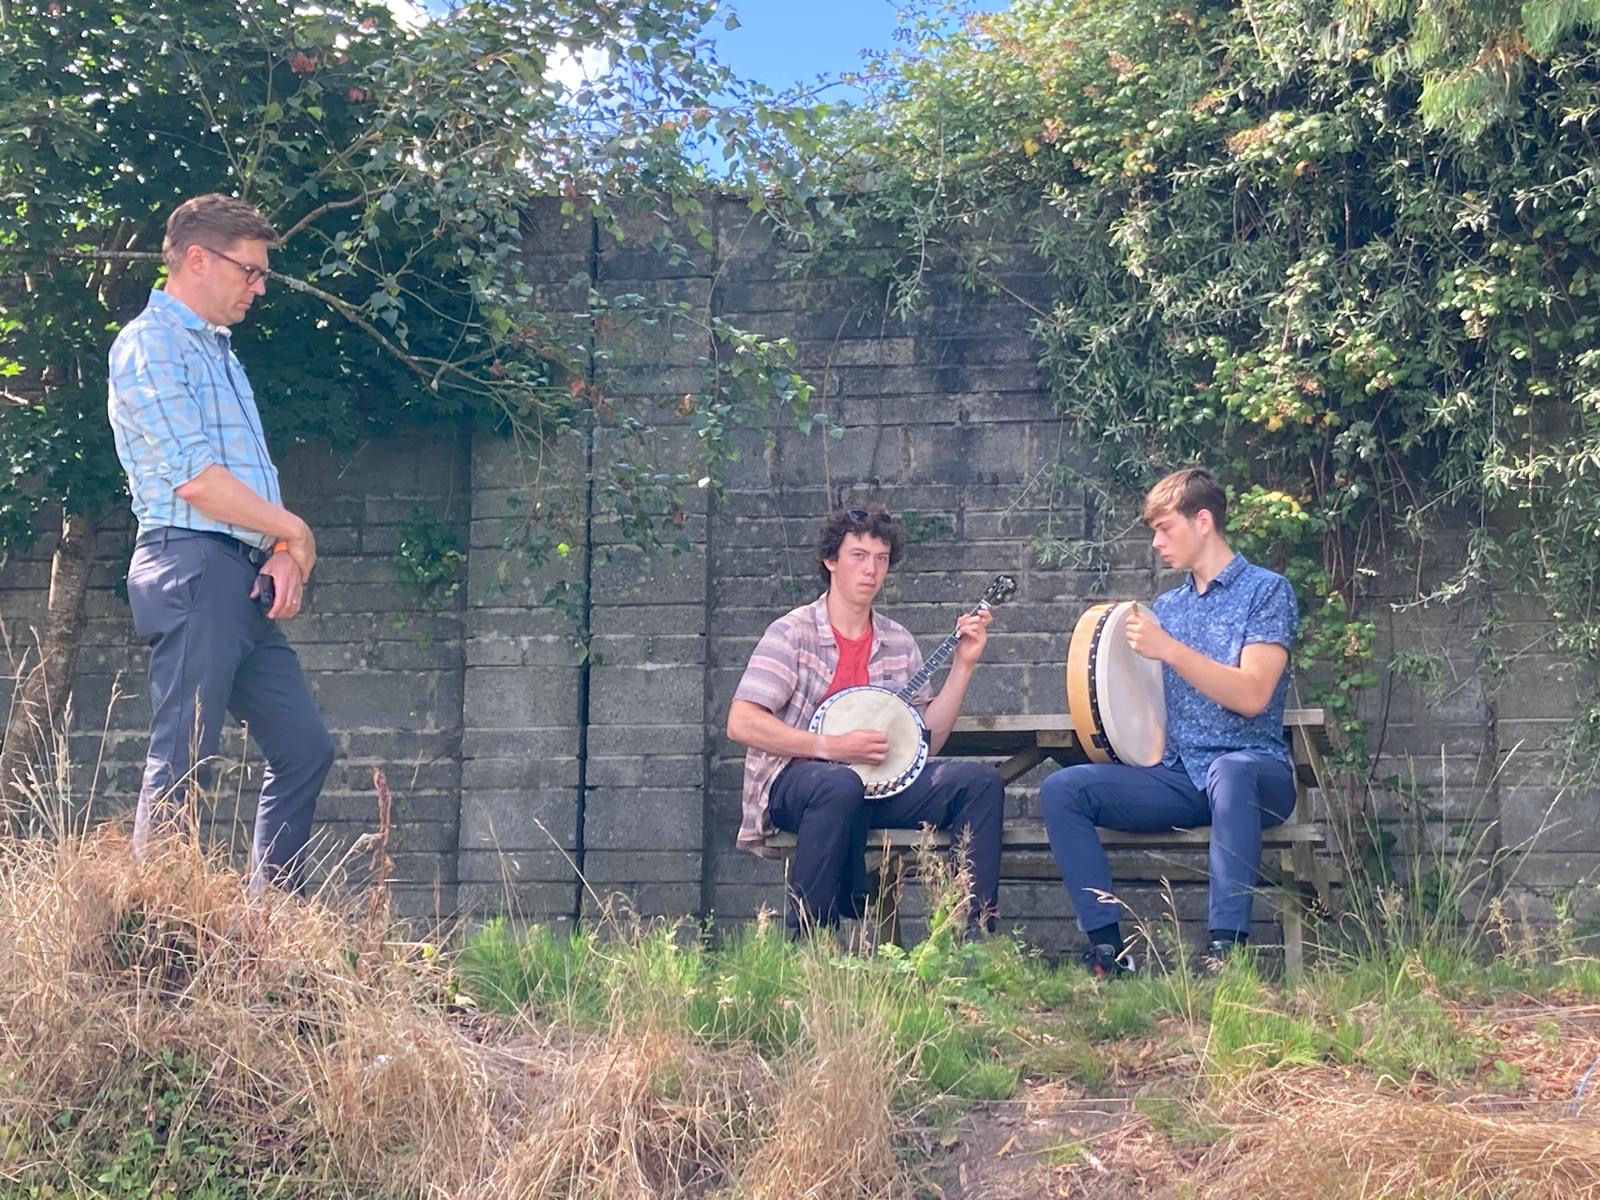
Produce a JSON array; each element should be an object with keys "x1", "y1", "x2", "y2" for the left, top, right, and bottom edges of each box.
[
  {"x1": 1125, "y1": 603, "x2": 1178, "y2": 662},
  {"x1": 951, "y1": 607, "x2": 993, "y2": 667},
  {"x1": 284, "y1": 522, "x2": 317, "y2": 581},
  {"x1": 822, "y1": 728, "x2": 889, "y2": 766},
  {"x1": 254, "y1": 551, "x2": 306, "y2": 620}
]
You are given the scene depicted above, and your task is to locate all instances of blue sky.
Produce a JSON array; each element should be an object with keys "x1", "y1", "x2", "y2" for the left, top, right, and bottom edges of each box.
[
  {"x1": 412, "y1": 1, "x2": 1012, "y2": 99},
  {"x1": 706, "y1": 0, "x2": 1009, "y2": 95}
]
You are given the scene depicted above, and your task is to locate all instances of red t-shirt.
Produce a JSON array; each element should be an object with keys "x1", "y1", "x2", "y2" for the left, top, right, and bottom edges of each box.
[{"x1": 822, "y1": 626, "x2": 872, "y2": 699}]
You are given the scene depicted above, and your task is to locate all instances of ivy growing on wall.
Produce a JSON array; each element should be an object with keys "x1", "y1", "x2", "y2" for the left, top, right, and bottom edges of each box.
[{"x1": 781, "y1": 0, "x2": 1600, "y2": 773}]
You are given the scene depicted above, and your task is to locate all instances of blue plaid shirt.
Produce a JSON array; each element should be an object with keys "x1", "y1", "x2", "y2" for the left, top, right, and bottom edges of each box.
[
  {"x1": 1152, "y1": 553, "x2": 1298, "y2": 787},
  {"x1": 107, "y1": 290, "x2": 281, "y2": 549}
]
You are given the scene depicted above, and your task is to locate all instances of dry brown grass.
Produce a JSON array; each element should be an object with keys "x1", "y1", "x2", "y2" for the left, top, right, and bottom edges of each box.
[
  {"x1": 0, "y1": 824, "x2": 918, "y2": 1198},
  {"x1": 736, "y1": 960, "x2": 910, "y2": 1200},
  {"x1": 1193, "y1": 1071, "x2": 1600, "y2": 1200},
  {"x1": 0, "y1": 828, "x2": 515, "y2": 1194}
]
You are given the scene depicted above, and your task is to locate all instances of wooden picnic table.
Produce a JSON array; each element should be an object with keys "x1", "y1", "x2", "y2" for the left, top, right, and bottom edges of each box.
[{"x1": 940, "y1": 707, "x2": 1332, "y2": 794}]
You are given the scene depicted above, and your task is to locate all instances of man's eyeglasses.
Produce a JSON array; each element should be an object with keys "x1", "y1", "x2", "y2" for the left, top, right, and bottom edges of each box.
[
  {"x1": 203, "y1": 245, "x2": 270, "y2": 285},
  {"x1": 844, "y1": 508, "x2": 890, "y2": 523}
]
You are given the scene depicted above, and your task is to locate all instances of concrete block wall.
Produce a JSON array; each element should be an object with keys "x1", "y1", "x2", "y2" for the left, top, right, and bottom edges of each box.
[
  {"x1": 1, "y1": 196, "x2": 1587, "y2": 947},
  {"x1": 1, "y1": 431, "x2": 472, "y2": 916}
]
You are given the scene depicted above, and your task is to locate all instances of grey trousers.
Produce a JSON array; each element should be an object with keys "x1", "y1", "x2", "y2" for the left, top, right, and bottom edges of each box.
[{"x1": 127, "y1": 528, "x2": 334, "y2": 892}]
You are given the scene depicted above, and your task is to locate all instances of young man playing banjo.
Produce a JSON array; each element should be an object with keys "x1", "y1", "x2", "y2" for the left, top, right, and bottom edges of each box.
[
  {"x1": 728, "y1": 506, "x2": 1006, "y2": 937},
  {"x1": 1041, "y1": 468, "x2": 1299, "y2": 975}
]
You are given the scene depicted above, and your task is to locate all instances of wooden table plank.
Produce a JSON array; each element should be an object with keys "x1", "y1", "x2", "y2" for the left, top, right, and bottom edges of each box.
[
  {"x1": 940, "y1": 708, "x2": 1327, "y2": 785},
  {"x1": 948, "y1": 707, "x2": 1325, "y2": 740}
]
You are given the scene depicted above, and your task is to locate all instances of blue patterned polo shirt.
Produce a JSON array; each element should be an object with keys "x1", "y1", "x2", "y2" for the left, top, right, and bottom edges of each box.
[{"x1": 1151, "y1": 553, "x2": 1298, "y2": 787}]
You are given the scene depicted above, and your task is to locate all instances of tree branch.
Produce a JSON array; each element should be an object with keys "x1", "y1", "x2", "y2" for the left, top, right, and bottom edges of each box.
[
  {"x1": 276, "y1": 196, "x2": 368, "y2": 244},
  {"x1": 41, "y1": 249, "x2": 558, "y2": 418}
]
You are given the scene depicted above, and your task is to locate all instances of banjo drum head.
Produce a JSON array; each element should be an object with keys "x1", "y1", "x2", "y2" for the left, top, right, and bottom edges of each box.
[
  {"x1": 1066, "y1": 601, "x2": 1167, "y2": 767},
  {"x1": 812, "y1": 686, "x2": 923, "y2": 789}
]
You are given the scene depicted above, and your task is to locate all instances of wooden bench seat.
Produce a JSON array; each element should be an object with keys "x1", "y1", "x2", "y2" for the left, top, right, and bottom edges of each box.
[{"x1": 764, "y1": 708, "x2": 1337, "y2": 975}]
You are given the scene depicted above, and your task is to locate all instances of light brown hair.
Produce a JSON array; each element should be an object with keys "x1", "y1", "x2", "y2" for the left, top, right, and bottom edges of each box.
[
  {"x1": 162, "y1": 194, "x2": 278, "y2": 271},
  {"x1": 1142, "y1": 466, "x2": 1228, "y2": 529}
]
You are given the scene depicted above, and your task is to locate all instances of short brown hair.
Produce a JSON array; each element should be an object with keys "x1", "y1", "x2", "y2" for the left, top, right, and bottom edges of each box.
[
  {"x1": 1142, "y1": 467, "x2": 1227, "y2": 529},
  {"x1": 816, "y1": 505, "x2": 904, "y2": 588},
  {"x1": 163, "y1": 194, "x2": 278, "y2": 271}
]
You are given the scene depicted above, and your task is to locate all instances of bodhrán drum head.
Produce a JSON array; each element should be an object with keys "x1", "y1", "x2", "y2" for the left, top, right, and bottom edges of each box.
[{"x1": 1092, "y1": 603, "x2": 1167, "y2": 768}]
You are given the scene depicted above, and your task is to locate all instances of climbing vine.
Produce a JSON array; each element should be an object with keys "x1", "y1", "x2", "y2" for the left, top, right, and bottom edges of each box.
[{"x1": 781, "y1": 0, "x2": 1600, "y2": 772}]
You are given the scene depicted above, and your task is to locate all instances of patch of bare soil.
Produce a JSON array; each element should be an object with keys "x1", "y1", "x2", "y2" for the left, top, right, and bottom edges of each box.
[
  {"x1": 921, "y1": 1077, "x2": 1197, "y2": 1199},
  {"x1": 924, "y1": 1000, "x2": 1600, "y2": 1199}
]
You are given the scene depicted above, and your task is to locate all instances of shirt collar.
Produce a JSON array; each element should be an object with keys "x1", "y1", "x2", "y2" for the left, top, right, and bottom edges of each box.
[
  {"x1": 146, "y1": 288, "x2": 231, "y2": 340},
  {"x1": 1188, "y1": 552, "x2": 1249, "y2": 594},
  {"x1": 809, "y1": 591, "x2": 887, "y2": 651}
]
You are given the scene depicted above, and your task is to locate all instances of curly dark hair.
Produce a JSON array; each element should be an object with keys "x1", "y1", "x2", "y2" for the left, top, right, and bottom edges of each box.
[{"x1": 815, "y1": 506, "x2": 904, "y2": 589}]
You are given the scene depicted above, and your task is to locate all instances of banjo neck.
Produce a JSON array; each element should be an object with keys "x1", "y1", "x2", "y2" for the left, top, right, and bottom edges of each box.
[{"x1": 893, "y1": 598, "x2": 994, "y2": 703}]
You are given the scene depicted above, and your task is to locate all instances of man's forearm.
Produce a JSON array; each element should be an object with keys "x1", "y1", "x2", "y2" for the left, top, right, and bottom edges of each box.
[
  {"x1": 727, "y1": 699, "x2": 823, "y2": 759},
  {"x1": 922, "y1": 660, "x2": 975, "y2": 755},
  {"x1": 1165, "y1": 643, "x2": 1272, "y2": 717},
  {"x1": 174, "y1": 464, "x2": 308, "y2": 543}
]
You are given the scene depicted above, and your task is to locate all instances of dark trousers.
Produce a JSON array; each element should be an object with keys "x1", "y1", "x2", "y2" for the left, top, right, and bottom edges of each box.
[
  {"x1": 126, "y1": 528, "x2": 334, "y2": 892},
  {"x1": 768, "y1": 758, "x2": 1005, "y2": 935},
  {"x1": 1038, "y1": 751, "x2": 1296, "y2": 936}
]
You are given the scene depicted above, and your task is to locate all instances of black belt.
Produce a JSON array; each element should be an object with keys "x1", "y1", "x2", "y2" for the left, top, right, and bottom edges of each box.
[{"x1": 136, "y1": 526, "x2": 273, "y2": 565}]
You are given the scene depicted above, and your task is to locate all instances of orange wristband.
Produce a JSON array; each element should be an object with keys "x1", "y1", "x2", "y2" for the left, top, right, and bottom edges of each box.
[{"x1": 272, "y1": 540, "x2": 289, "y2": 554}]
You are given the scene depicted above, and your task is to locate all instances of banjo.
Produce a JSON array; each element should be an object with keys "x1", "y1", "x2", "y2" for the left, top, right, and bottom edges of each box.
[{"x1": 808, "y1": 574, "x2": 1017, "y2": 799}]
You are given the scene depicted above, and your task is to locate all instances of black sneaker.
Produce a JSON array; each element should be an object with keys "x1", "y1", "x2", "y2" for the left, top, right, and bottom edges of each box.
[
  {"x1": 1198, "y1": 939, "x2": 1242, "y2": 976},
  {"x1": 1080, "y1": 943, "x2": 1136, "y2": 978}
]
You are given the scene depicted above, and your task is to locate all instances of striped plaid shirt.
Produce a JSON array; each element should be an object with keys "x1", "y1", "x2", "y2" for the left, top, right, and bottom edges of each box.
[
  {"x1": 734, "y1": 593, "x2": 932, "y2": 856},
  {"x1": 107, "y1": 289, "x2": 281, "y2": 549}
]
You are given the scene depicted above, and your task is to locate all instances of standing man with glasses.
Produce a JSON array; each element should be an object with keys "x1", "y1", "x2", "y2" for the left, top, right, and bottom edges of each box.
[
  {"x1": 727, "y1": 506, "x2": 1006, "y2": 937},
  {"x1": 108, "y1": 193, "x2": 334, "y2": 892}
]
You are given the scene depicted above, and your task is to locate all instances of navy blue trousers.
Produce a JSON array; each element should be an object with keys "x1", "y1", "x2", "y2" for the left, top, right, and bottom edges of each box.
[
  {"x1": 1039, "y1": 751, "x2": 1296, "y2": 936},
  {"x1": 768, "y1": 758, "x2": 1005, "y2": 935},
  {"x1": 126, "y1": 528, "x2": 334, "y2": 892}
]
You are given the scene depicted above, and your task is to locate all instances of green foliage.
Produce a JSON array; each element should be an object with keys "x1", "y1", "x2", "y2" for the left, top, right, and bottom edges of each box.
[
  {"x1": 1204, "y1": 962, "x2": 1337, "y2": 1078},
  {"x1": 0, "y1": 0, "x2": 832, "y2": 569},
  {"x1": 454, "y1": 916, "x2": 1041, "y2": 1104},
  {"x1": 393, "y1": 504, "x2": 466, "y2": 611},
  {"x1": 790, "y1": 0, "x2": 1600, "y2": 772},
  {"x1": 6, "y1": 1049, "x2": 300, "y2": 1199}
]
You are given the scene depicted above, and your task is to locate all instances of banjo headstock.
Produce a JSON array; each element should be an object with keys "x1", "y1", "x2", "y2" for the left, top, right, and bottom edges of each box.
[{"x1": 976, "y1": 574, "x2": 1017, "y2": 612}]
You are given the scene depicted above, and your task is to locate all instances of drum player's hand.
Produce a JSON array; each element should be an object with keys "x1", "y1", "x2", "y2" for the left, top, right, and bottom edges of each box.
[
  {"x1": 1125, "y1": 605, "x2": 1177, "y2": 662},
  {"x1": 823, "y1": 729, "x2": 890, "y2": 766},
  {"x1": 952, "y1": 608, "x2": 992, "y2": 666}
]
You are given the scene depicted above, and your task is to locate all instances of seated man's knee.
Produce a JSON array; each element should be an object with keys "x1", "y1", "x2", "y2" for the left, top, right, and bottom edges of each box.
[
  {"x1": 951, "y1": 761, "x2": 1005, "y2": 806},
  {"x1": 808, "y1": 765, "x2": 867, "y2": 809},
  {"x1": 1205, "y1": 751, "x2": 1264, "y2": 793},
  {"x1": 1039, "y1": 766, "x2": 1094, "y2": 819},
  {"x1": 1206, "y1": 753, "x2": 1292, "y2": 822}
]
